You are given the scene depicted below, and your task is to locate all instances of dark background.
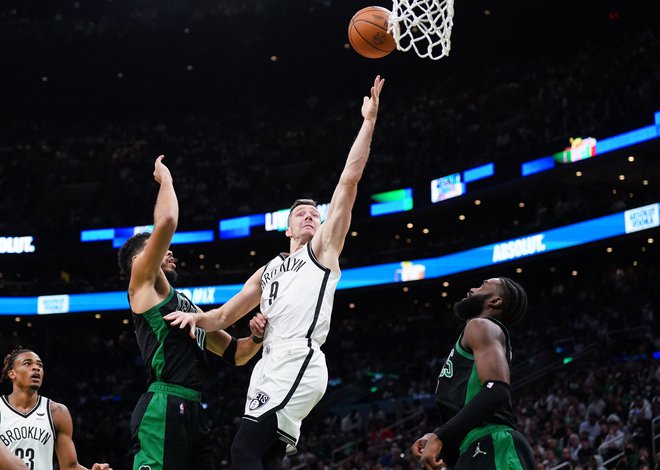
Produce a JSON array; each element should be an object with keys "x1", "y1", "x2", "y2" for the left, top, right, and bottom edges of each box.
[{"x1": 0, "y1": 0, "x2": 659, "y2": 468}]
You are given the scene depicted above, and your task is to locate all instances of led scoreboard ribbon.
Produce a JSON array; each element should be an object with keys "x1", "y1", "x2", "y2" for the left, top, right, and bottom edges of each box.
[{"x1": 1, "y1": 203, "x2": 657, "y2": 315}]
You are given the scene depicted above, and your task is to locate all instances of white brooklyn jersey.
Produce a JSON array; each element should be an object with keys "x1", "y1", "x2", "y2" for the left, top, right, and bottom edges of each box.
[
  {"x1": 0, "y1": 395, "x2": 55, "y2": 470},
  {"x1": 260, "y1": 243, "x2": 340, "y2": 347}
]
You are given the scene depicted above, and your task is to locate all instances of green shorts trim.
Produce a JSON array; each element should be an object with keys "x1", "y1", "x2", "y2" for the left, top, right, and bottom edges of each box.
[
  {"x1": 456, "y1": 426, "x2": 534, "y2": 470},
  {"x1": 148, "y1": 381, "x2": 201, "y2": 402},
  {"x1": 460, "y1": 424, "x2": 513, "y2": 454},
  {"x1": 133, "y1": 392, "x2": 167, "y2": 470},
  {"x1": 131, "y1": 386, "x2": 212, "y2": 470}
]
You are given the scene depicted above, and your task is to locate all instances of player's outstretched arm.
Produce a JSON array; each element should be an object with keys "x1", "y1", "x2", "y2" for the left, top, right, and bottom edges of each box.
[
  {"x1": 205, "y1": 313, "x2": 267, "y2": 366},
  {"x1": 130, "y1": 155, "x2": 178, "y2": 287},
  {"x1": 164, "y1": 267, "x2": 264, "y2": 336},
  {"x1": 51, "y1": 401, "x2": 112, "y2": 470},
  {"x1": 313, "y1": 76, "x2": 385, "y2": 268}
]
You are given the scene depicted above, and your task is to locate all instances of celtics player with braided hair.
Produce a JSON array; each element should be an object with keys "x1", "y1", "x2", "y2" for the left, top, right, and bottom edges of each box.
[
  {"x1": 412, "y1": 277, "x2": 535, "y2": 470},
  {"x1": 118, "y1": 155, "x2": 267, "y2": 470}
]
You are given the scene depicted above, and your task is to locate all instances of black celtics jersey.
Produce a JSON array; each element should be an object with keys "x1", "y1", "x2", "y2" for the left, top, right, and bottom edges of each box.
[
  {"x1": 132, "y1": 287, "x2": 207, "y2": 390},
  {"x1": 435, "y1": 317, "x2": 517, "y2": 429}
]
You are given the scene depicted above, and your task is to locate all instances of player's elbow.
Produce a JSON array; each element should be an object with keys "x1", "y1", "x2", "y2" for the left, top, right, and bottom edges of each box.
[
  {"x1": 339, "y1": 170, "x2": 363, "y2": 187},
  {"x1": 336, "y1": 176, "x2": 362, "y2": 200},
  {"x1": 158, "y1": 213, "x2": 178, "y2": 230},
  {"x1": 235, "y1": 346, "x2": 258, "y2": 366},
  {"x1": 59, "y1": 461, "x2": 81, "y2": 470},
  {"x1": 234, "y1": 356, "x2": 248, "y2": 366},
  {"x1": 482, "y1": 380, "x2": 511, "y2": 407},
  {"x1": 234, "y1": 345, "x2": 260, "y2": 366}
]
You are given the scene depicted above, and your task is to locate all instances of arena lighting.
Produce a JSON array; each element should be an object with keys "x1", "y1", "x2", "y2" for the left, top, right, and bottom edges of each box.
[
  {"x1": 81, "y1": 227, "x2": 214, "y2": 247},
  {"x1": 1, "y1": 202, "x2": 657, "y2": 316},
  {"x1": 521, "y1": 156, "x2": 555, "y2": 176},
  {"x1": 77, "y1": 114, "x2": 658, "y2": 243},
  {"x1": 0, "y1": 236, "x2": 36, "y2": 254},
  {"x1": 429, "y1": 163, "x2": 493, "y2": 203},
  {"x1": 554, "y1": 137, "x2": 597, "y2": 163},
  {"x1": 370, "y1": 188, "x2": 413, "y2": 216},
  {"x1": 431, "y1": 172, "x2": 463, "y2": 203},
  {"x1": 462, "y1": 162, "x2": 494, "y2": 183},
  {"x1": 219, "y1": 214, "x2": 265, "y2": 239},
  {"x1": 521, "y1": 109, "x2": 660, "y2": 176},
  {"x1": 218, "y1": 203, "x2": 329, "y2": 239}
]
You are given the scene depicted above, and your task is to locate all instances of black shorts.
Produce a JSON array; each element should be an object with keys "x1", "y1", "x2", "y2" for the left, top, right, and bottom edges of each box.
[
  {"x1": 130, "y1": 382, "x2": 213, "y2": 470},
  {"x1": 454, "y1": 426, "x2": 534, "y2": 470}
]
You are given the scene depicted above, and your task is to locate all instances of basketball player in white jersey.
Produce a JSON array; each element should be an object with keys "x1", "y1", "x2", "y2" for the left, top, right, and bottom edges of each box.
[
  {"x1": 0, "y1": 348, "x2": 112, "y2": 470},
  {"x1": 165, "y1": 75, "x2": 385, "y2": 469}
]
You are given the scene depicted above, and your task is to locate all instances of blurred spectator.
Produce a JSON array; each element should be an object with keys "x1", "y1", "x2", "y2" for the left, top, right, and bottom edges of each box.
[{"x1": 578, "y1": 413, "x2": 602, "y2": 446}]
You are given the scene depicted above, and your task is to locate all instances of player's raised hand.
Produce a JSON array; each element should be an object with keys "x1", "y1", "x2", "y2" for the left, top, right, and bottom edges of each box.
[
  {"x1": 362, "y1": 75, "x2": 385, "y2": 121},
  {"x1": 153, "y1": 155, "x2": 173, "y2": 185},
  {"x1": 164, "y1": 310, "x2": 198, "y2": 339},
  {"x1": 249, "y1": 312, "x2": 268, "y2": 339}
]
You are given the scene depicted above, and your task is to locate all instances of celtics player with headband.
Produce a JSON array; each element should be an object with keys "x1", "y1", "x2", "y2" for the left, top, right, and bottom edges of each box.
[
  {"x1": 411, "y1": 278, "x2": 535, "y2": 469},
  {"x1": 165, "y1": 76, "x2": 385, "y2": 469},
  {"x1": 117, "y1": 156, "x2": 267, "y2": 470},
  {"x1": 0, "y1": 348, "x2": 112, "y2": 470}
]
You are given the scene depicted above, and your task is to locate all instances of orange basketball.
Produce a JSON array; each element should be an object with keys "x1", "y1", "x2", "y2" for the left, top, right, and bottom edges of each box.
[{"x1": 348, "y1": 6, "x2": 396, "y2": 59}]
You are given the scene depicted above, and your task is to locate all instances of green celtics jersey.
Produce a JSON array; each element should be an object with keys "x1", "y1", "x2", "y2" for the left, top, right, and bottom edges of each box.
[
  {"x1": 132, "y1": 287, "x2": 207, "y2": 390},
  {"x1": 435, "y1": 317, "x2": 517, "y2": 429}
]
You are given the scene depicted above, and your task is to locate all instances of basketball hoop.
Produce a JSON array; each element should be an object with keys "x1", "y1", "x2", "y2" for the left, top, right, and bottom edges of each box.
[{"x1": 388, "y1": 0, "x2": 454, "y2": 60}]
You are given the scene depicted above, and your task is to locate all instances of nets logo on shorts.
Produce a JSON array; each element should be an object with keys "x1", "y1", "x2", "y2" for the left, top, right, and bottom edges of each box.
[
  {"x1": 139, "y1": 466, "x2": 152, "y2": 470},
  {"x1": 249, "y1": 391, "x2": 270, "y2": 411}
]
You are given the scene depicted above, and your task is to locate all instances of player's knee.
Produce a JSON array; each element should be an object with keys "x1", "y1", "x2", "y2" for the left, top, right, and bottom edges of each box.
[
  {"x1": 230, "y1": 433, "x2": 254, "y2": 464},
  {"x1": 230, "y1": 435, "x2": 247, "y2": 455}
]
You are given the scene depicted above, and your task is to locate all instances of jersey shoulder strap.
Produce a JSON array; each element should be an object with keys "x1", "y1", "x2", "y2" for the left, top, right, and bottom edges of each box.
[{"x1": 484, "y1": 317, "x2": 512, "y2": 361}]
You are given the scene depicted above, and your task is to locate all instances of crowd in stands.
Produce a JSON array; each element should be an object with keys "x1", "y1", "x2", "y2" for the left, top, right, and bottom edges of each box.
[
  {"x1": 1, "y1": 0, "x2": 658, "y2": 299},
  {"x1": 1, "y1": 245, "x2": 657, "y2": 469},
  {"x1": 1, "y1": 1, "x2": 658, "y2": 468},
  {"x1": 1, "y1": 0, "x2": 659, "y2": 235}
]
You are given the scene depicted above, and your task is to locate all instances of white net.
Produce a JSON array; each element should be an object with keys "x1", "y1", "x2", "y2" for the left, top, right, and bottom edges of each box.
[{"x1": 388, "y1": 0, "x2": 455, "y2": 60}]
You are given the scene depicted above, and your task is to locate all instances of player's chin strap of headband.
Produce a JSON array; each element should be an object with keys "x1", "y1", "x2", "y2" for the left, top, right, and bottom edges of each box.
[
  {"x1": 433, "y1": 380, "x2": 511, "y2": 451},
  {"x1": 221, "y1": 336, "x2": 238, "y2": 366}
]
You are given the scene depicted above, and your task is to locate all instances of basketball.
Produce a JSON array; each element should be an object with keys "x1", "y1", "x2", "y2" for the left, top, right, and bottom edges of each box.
[{"x1": 348, "y1": 6, "x2": 396, "y2": 59}]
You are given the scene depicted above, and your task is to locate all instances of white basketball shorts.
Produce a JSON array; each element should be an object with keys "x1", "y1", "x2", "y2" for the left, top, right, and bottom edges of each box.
[{"x1": 242, "y1": 338, "x2": 328, "y2": 451}]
